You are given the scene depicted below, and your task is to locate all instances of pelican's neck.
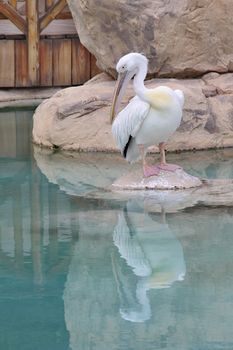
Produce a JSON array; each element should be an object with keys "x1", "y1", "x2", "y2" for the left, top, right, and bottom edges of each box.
[{"x1": 133, "y1": 64, "x2": 148, "y2": 101}]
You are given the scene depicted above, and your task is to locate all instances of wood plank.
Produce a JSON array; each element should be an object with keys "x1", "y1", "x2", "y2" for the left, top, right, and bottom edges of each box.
[
  {"x1": 27, "y1": 0, "x2": 39, "y2": 85},
  {"x1": 53, "y1": 38, "x2": 72, "y2": 86},
  {"x1": 0, "y1": 40, "x2": 15, "y2": 87},
  {"x1": 91, "y1": 54, "x2": 102, "y2": 78},
  {"x1": 40, "y1": 39, "x2": 53, "y2": 86},
  {"x1": 15, "y1": 40, "x2": 29, "y2": 87},
  {"x1": 72, "y1": 39, "x2": 90, "y2": 85},
  {"x1": 0, "y1": 3, "x2": 26, "y2": 34},
  {"x1": 40, "y1": 0, "x2": 67, "y2": 32}
]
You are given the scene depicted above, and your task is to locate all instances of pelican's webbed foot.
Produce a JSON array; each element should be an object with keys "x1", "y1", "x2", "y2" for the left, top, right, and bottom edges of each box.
[
  {"x1": 143, "y1": 165, "x2": 160, "y2": 178},
  {"x1": 158, "y1": 163, "x2": 182, "y2": 172}
]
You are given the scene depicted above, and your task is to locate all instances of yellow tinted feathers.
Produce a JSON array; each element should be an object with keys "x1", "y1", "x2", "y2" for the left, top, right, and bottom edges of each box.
[{"x1": 145, "y1": 89, "x2": 172, "y2": 110}]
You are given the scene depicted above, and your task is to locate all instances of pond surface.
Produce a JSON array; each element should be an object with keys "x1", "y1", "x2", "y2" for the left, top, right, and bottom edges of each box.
[{"x1": 0, "y1": 110, "x2": 233, "y2": 350}]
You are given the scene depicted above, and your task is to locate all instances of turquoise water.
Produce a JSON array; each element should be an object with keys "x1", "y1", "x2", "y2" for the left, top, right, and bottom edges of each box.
[{"x1": 1, "y1": 110, "x2": 233, "y2": 350}]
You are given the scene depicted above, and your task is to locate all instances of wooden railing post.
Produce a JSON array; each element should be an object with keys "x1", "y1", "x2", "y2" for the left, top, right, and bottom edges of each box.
[{"x1": 26, "y1": 0, "x2": 39, "y2": 86}]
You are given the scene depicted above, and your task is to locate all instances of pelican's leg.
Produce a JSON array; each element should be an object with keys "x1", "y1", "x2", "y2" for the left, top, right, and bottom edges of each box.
[
  {"x1": 138, "y1": 145, "x2": 160, "y2": 177},
  {"x1": 158, "y1": 142, "x2": 182, "y2": 172}
]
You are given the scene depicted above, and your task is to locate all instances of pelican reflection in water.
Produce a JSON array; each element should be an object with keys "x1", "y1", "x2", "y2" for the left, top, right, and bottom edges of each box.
[
  {"x1": 63, "y1": 201, "x2": 186, "y2": 350},
  {"x1": 112, "y1": 201, "x2": 186, "y2": 323}
]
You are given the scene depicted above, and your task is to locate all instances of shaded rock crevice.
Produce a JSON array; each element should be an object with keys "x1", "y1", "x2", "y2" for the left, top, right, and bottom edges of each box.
[{"x1": 57, "y1": 97, "x2": 110, "y2": 120}]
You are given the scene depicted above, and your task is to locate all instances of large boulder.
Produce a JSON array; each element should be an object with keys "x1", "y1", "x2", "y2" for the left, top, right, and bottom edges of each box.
[
  {"x1": 32, "y1": 72, "x2": 233, "y2": 152},
  {"x1": 67, "y1": 0, "x2": 233, "y2": 77}
]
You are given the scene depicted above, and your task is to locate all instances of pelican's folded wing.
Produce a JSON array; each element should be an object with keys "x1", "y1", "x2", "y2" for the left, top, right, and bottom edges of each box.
[
  {"x1": 112, "y1": 96, "x2": 150, "y2": 153},
  {"x1": 113, "y1": 213, "x2": 152, "y2": 277}
]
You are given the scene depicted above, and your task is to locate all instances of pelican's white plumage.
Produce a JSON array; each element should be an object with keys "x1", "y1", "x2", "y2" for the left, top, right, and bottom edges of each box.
[
  {"x1": 113, "y1": 213, "x2": 152, "y2": 277},
  {"x1": 110, "y1": 53, "x2": 184, "y2": 177},
  {"x1": 112, "y1": 95, "x2": 149, "y2": 155}
]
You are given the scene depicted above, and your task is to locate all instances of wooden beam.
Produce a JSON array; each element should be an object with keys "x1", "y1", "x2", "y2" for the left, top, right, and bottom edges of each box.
[
  {"x1": 9, "y1": 0, "x2": 17, "y2": 9},
  {"x1": 40, "y1": 0, "x2": 67, "y2": 32},
  {"x1": 0, "y1": 3, "x2": 26, "y2": 34},
  {"x1": 27, "y1": 0, "x2": 39, "y2": 85},
  {"x1": 45, "y1": 0, "x2": 54, "y2": 11},
  {"x1": 55, "y1": 11, "x2": 72, "y2": 19}
]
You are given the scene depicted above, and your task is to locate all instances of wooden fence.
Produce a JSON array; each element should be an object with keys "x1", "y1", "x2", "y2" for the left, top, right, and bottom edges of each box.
[{"x1": 0, "y1": 0, "x2": 101, "y2": 87}]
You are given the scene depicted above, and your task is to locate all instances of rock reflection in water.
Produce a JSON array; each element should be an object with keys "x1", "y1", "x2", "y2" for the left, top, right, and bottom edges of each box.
[
  {"x1": 34, "y1": 145, "x2": 233, "y2": 198},
  {"x1": 34, "y1": 146, "x2": 233, "y2": 212}
]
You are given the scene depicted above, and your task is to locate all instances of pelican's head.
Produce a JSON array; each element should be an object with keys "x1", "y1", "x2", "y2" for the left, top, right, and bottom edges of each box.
[
  {"x1": 110, "y1": 53, "x2": 148, "y2": 123},
  {"x1": 116, "y1": 53, "x2": 148, "y2": 75}
]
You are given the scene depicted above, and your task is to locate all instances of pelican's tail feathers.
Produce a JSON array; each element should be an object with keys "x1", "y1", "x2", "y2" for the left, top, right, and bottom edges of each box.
[
  {"x1": 125, "y1": 137, "x2": 140, "y2": 163},
  {"x1": 123, "y1": 135, "x2": 132, "y2": 158}
]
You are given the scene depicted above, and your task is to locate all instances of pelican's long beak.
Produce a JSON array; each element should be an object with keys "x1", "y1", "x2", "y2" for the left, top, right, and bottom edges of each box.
[
  {"x1": 110, "y1": 70, "x2": 136, "y2": 124},
  {"x1": 110, "y1": 72, "x2": 127, "y2": 124}
]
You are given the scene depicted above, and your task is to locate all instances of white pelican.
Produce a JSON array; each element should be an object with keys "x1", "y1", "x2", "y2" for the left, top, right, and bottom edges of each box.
[{"x1": 110, "y1": 53, "x2": 184, "y2": 178}]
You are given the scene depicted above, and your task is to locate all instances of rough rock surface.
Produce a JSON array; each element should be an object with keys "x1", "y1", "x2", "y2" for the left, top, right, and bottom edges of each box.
[
  {"x1": 112, "y1": 169, "x2": 202, "y2": 190},
  {"x1": 67, "y1": 0, "x2": 233, "y2": 77},
  {"x1": 32, "y1": 72, "x2": 233, "y2": 152}
]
